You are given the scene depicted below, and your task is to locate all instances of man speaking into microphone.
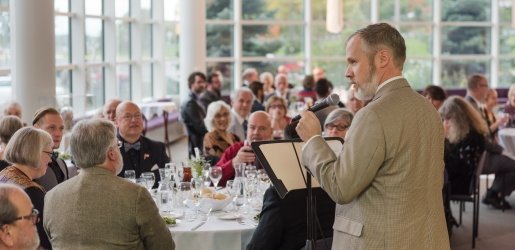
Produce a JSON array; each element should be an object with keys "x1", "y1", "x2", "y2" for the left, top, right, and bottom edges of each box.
[{"x1": 296, "y1": 23, "x2": 449, "y2": 250}]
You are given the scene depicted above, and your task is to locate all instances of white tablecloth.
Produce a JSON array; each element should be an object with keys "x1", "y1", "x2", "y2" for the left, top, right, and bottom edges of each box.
[
  {"x1": 498, "y1": 128, "x2": 515, "y2": 160},
  {"x1": 140, "y1": 102, "x2": 177, "y2": 119},
  {"x1": 169, "y1": 211, "x2": 257, "y2": 250}
]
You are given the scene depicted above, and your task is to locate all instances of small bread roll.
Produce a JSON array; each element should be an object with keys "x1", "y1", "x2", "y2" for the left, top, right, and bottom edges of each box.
[
  {"x1": 200, "y1": 188, "x2": 213, "y2": 197},
  {"x1": 214, "y1": 193, "x2": 226, "y2": 200}
]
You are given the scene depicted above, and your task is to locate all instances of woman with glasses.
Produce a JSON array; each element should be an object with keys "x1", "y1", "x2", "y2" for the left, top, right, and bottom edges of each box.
[
  {"x1": 203, "y1": 101, "x2": 241, "y2": 165},
  {"x1": 323, "y1": 108, "x2": 354, "y2": 139},
  {"x1": 265, "y1": 96, "x2": 291, "y2": 139},
  {"x1": 0, "y1": 127, "x2": 53, "y2": 249}
]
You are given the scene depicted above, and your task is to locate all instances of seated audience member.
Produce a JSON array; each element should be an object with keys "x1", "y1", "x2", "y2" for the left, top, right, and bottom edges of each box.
[
  {"x1": 265, "y1": 96, "x2": 291, "y2": 139},
  {"x1": 43, "y1": 119, "x2": 175, "y2": 249},
  {"x1": 2, "y1": 101, "x2": 22, "y2": 120},
  {"x1": 59, "y1": 107, "x2": 74, "y2": 154},
  {"x1": 483, "y1": 88, "x2": 508, "y2": 141},
  {"x1": 440, "y1": 96, "x2": 515, "y2": 210},
  {"x1": 422, "y1": 85, "x2": 447, "y2": 110},
  {"x1": 33, "y1": 107, "x2": 71, "y2": 191},
  {"x1": 249, "y1": 81, "x2": 265, "y2": 112},
  {"x1": 203, "y1": 101, "x2": 240, "y2": 164},
  {"x1": 0, "y1": 127, "x2": 53, "y2": 249},
  {"x1": 115, "y1": 101, "x2": 170, "y2": 188},
  {"x1": 181, "y1": 72, "x2": 208, "y2": 156},
  {"x1": 259, "y1": 72, "x2": 275, "y2": 95},
  {"x1": 312, "y1": 67, "x2": 326, "y2": 82},
  {"x1": 228, "y1": 88, "x2": 254, "y2": 141},
  {"x1": 0, "y1": 183, "x2": 41, "y2": 250},
  {"x1": 264, "y1": 73, "x2": 291, "y2": 105},
  {"x1": 216, "y1": 111, "x2": 273, "y2": 186},
  {"x1": 248, "y1": 109, "x2": 353, "y2": 250},
  {"x1": 102, "y1": 99, "x2": 122, "y2": 122},
  {"x1": 323, "y1": 108, "x2": 354, "y2": 139},
  {"x1": 0, "y1": 116, "x2": 23, "y2": 171},
  {"x1": 314, "y1": 78, "x2": 341, "y2": 126},
  {"x1": 503, "y1": 84, "x2": 515, "y2": 118},
  {"x1": 200, "y1": 72, "x2": 223, "y2": 110},
  {"x1": 242, "y1": 68, "x2": 259, "y2": 87},
  {"x1": 345, "y1": 85, "x2": 364, "y2": 114},
  {"x1": 297, "y1": 75, "x2": 317, "y2": 104}
]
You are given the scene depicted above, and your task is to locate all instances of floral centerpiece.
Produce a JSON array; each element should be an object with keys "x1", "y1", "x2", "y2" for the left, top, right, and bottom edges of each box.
[{"x1": 188, "y1": 156, "x2": 206, "y2": 179}]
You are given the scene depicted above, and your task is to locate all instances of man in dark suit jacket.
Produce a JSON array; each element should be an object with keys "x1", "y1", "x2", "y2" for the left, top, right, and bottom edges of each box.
[
  {"x1": 247, "y1": 187, "x2": 335, "y2": 250},
  {"x1": 181, "y1": 71, "x2": 209, "y2": 157},
  {"x1": 33, "y1": 107, "x2": 70, "y2": 191},
  {"x1": 115, "y1": 101, "x2": 170, "y2": 188},
  {"x1": 464, "y1": 74, "x2": 489, "y2": 111},
  {"x1": 200, "y1": 72, "x2": 223, "y2": 109}
]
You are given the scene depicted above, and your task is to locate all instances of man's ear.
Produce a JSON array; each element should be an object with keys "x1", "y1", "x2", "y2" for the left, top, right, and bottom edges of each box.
[
  {"x1": 107, "y1": 148, "x2": 117, "y2": 161},
  {"x1": 0, "y1": 225, "x2": 14, "y2": 247},
  {"x1": 376, "y1": 49, "x2": 391, "y2": 68}
]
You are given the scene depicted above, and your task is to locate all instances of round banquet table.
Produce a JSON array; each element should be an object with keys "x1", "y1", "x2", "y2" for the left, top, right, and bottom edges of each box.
[
  {"x1": 498, "y1": 128, "x2": 515, "y2": 160},
  {"x1": 168, "y1": 211, "x2": 257, "y2": 250}
]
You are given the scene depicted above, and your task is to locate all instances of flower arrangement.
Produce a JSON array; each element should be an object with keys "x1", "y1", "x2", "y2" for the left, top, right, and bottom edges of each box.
[{"x1": 188, "y1": 156, "x2": 206, "y2": 178}]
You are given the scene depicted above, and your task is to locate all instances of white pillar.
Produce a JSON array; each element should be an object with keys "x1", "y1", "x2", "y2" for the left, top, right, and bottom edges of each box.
[
  {"x1": 10, "y1": 0, "x2": 55, "y2": 125},
  {"x1": 179, "y1": 0, "x2": 206, "y2": 102}
]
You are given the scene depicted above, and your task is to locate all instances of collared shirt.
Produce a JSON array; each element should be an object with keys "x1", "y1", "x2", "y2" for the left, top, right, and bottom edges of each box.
[
  {"x1": 376, "y1": 75, "x2": 404, "y2": 93},
  {"x1": 231, "y1": 108, "x2": 247, "y2": 125}
]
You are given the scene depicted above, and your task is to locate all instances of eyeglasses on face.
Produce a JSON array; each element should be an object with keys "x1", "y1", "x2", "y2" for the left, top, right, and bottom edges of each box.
[
  {"x1": 3, "y1": 208, "x2": 40, "y2": 226},
  {"x1": 324, "y1": 123, "x2": 349, "y2": 132},
  {"x1": 121, "y1": 113, "x2": 143, "y2": 121},
  {"x1": 42, "y1": 150, "x2": 53, "y2": 158}
]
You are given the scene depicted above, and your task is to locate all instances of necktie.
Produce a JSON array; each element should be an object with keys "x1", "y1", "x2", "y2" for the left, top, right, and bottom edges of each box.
[
  {"x1": 242, "y1": 119, "x2": 248, "y2": 136},
  {"x1": 124, "y1": 141, "x2": 141, "y2": 152}
]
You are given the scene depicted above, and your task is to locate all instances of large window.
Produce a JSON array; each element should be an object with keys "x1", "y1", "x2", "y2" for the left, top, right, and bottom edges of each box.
[{"x1": 1, "y1": 0, "x2": 515, "y2": 115}]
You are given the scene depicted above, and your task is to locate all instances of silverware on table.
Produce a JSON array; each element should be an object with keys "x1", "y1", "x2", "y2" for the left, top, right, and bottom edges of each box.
[{"x1": 190, "y1": 208, "x2": 212, "y2": 231}]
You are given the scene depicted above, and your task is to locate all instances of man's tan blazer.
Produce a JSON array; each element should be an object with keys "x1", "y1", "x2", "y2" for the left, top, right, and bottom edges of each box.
[{"x1": 302, "y1": 78, "x2": 449, "y2": 249}]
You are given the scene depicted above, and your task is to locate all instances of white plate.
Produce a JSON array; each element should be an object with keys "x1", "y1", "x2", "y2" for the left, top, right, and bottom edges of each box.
[{"x1": 216, "y1": 213, "x2": 242, "y2": 220}]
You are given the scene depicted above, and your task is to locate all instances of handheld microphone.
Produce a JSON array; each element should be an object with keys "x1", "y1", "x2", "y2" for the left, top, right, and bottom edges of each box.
[{"x1": 291, "y1": 93, "x2": 340, "y2": 122}]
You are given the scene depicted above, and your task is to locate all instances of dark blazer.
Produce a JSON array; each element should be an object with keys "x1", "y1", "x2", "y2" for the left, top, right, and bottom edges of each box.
[
  {"x1": 117, "y1": 135, "x2": 170, "y2": 188},
  {"x1": 247, "y1": 187, "x2": 335, "y2": 250},
  {"x1": 251, "y1": 99, "x2": 265, "y2": 113},
  {"x1": 200, "y1": 90, "x2": 221, "y2": 110},
  {"x1": 181, "y1": 92, "x2": 208, "y2": 156}
]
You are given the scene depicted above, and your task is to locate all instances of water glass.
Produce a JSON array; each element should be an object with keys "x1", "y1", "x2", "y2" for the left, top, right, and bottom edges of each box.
[
  {"x1": 124, "y1": 170, "x2": 136, "y2": 183},
  {"x1": 227, "y1": 179, "x2": 244, "y2": 213},
  {"x1": 141, "y1": 172, "x2": 156, "y2": 191}
]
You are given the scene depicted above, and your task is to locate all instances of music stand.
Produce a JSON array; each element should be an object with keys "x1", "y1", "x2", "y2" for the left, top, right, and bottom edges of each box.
[{"x1": 251, "y1": 137, "x2": 344, "y2": 249}]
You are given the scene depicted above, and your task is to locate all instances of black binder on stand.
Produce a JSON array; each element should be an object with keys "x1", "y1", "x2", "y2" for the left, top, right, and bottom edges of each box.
[{"x1": 251, "y1": 137, "x2": 344, "y2": 250}]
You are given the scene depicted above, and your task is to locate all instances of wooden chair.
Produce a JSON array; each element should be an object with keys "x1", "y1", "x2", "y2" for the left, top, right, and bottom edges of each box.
[{"x1": 450, "y1": 151, "x2": 487, "y2": 249}]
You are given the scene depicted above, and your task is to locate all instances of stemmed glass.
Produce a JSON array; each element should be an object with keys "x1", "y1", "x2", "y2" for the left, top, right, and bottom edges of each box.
[
  {"x1": 209, "y1": 166, "x2": 222, "y2": 190},
  {"x1": 141, "y1": 172, "x2": 155, "y2": 192}
]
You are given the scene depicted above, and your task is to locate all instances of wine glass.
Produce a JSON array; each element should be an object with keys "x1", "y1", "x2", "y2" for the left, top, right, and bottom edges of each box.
[
  {"x1": 141, "y1": 172, "x2": 155, "y2": 191},
  {"x1": 209, "y1": 166, "x2": 222, "y2": 190},
  {"x1": 124, "y1": 170, "x2": 136, "y2": 183}
]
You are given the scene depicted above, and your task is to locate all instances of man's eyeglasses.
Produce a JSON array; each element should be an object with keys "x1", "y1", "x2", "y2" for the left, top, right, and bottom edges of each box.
[
  {"x1": 324, "y1": 123, "x2": 349, "y2": 132},
  {"x1": 5, "y1": 209, "x2": 40, "y2": 226},
  {"x1": 121, "y1": 113, "x2": 143, "y2": 121}
]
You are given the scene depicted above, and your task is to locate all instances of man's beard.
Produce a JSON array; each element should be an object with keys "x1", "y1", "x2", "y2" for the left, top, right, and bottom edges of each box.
[{"x1": 354, "y1": 65, "x2": 378, "y2": 101}]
